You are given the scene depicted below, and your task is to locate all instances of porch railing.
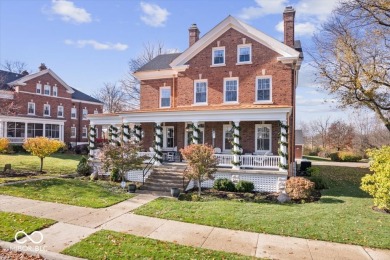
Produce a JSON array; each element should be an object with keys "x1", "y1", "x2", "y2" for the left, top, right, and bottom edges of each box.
[
  {"x1": 7, "y1": 137, "x2": 24, "y2": 143},
  {"x1": 214, "y1": 154, "x2": 280, "y2": 169},
  {"x1": 137, "y1": 152, "x2": 156, "y2": 163},
  {"x1": 214, "y1": 154, "x2": 235, "y2": 167}
]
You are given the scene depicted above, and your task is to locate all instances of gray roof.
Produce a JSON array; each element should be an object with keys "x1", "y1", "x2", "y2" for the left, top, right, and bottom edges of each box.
[
  {"x1": 136, "y1": 53, "x2": 182, "y2": 72},
  {"x1": 295, "y1": 129, "x2": 304, "y2": 145},
  {"x1": 71, "y1": 87, "x2": 102, "y2": 104},
  {"x1": 0, "y1": 70, "x2": 25, "y2": 90}
]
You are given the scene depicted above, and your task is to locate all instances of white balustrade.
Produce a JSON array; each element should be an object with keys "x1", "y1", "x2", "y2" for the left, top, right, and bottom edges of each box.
[
  {"x1": 214, "y1": 154, "x2": 235, "y2": 167},
  {"x1": 240, "y1": 155, "x2": 280, "y2": 169}
]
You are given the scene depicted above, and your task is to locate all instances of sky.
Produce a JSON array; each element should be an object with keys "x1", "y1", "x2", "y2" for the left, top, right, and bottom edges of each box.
[{"x1": 0, "y1": 0, "x2": 363, "y2": 124}]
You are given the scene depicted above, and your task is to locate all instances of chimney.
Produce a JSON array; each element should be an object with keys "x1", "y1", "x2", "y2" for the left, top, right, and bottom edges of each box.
[
  {"x1": 39, "y1": 63, "x2": 47, "y2": 71},
  {"x1": 283, "y1": 6, "x2": 295, "y2": 47},
  {"x1": 21, "y1": 70, "x2": 29, "y2": 76},
  {"x1": 189, "y1": 23, "x2": 200, "y2": 47}
]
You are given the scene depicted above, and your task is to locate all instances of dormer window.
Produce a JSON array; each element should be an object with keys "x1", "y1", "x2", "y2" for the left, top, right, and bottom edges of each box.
[
  {"x1": 212, "y1": 47, "x2": 225, "y2": 66},
  {"x1": 53, "y1": 86, "x2": 58, "y2": 97},
  {"x1": 36, "y1": 83, "x2": 42, "y2": 94},
  {"x1": 44, "y1": 85, "x2": 50, "y2": 96},
  {"x1": 237, "y1": 44, "x2": 252, "y2": 64}
]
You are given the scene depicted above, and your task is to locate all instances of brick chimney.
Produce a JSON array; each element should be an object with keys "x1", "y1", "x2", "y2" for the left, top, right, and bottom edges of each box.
[
  {"x1": 39, "y1": 63, "x2": 47, "y2": 71},
  {"x1": 283, "y1": 6, "x2": 295, "y2": 47},
  {"x1": 189, "y1": 23, "x2": 200, "y2": 47}
]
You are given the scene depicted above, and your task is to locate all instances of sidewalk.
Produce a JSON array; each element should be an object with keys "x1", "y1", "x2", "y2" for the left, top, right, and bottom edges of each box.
[{"x1": 1, "y1": 194, "x2": 389, "y2": 259}]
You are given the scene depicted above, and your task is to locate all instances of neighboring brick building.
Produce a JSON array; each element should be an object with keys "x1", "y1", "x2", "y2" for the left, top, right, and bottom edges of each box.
[
  {"x1": 89, "y1": 7, "x2": 303, "y2": 175},
  {"x1": 0, "y1": 64, "x2": 103, "y2": 146}
]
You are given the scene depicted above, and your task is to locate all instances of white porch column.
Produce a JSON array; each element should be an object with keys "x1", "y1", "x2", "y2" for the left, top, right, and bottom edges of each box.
[
  {"x1": 0, "y1": 122, "x2": 3, "y2": 137},
  {"x1": 89, "y1": 124, "x2": 96, "y2": 157},
  {"x1": 154, "y1": 122, "x2": 163, "y2": 165},
  {"x1": 192, "y1": 121, "x2": 199, "y2": 144},
  {"x1": 232, "y1": 121, "x2": 241, "y2": 170},
  {"x1": 24, "y1": 123, "x2": 28, "y2": 140},
  {"x1": 134, "y1": 124, "x2": 142, "y2": 142},
  {"x1": 122, "y1": 124, "x2": 130, "y2": 143},
  {"x1": 279, "y1": 120, "x2": 288, "y2": 171},
  {"x1": 43, "y1": 123, "x2": 46, "y2": 137}
]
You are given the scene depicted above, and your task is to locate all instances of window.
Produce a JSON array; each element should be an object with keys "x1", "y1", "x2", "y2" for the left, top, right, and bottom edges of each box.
[
  {"x1": 95, "y1": 128, "x2": 99, "y2": 138},
  {"x1": 53, "y1": 86, "x2": 58, "y2": 97},
  {"x1": 57, "y1": 106, "x2": 64, "y2": 117},
  {"x1": 7, "y1": 122, "x2": 25, "y2": 138},
  {"x1": 94, "y1": 109, "x2": 99, "y2": 114},
  {"x1": 160, "y1": 87, "x2": 171, "y2": 108},
  {"x1": 223, "y1": 125, "x2": 233, "y2": 151},
  {"x1": 27, "y1": 123, "x2": 43, "y2": 138},
  {"x1": 82, "y1": 108, "x2": 88, "y2": 120},
  {"x1": 71, "y1": 127, "x2": 76, "y2": 138},
  {"x1": 237, "y1": 44, "x2": 252, "y2": 63},
  {"x1": 44, "y1": 85, "x2": 50, "y2": 95},
  {"x1": 36, "y1": 83, "x2": 42, "y2": 94},
  {"x1": 255, "y1": 124, "x2": 272, "y2": 152},
  {"x1": 194, "y1": 80, "x2": 207, "y2": 104},
  {"x1": 212, "y1": 47, "x2": 225, "y2": 66},
  {"x1": 82, "y1": 127, "x2": 88, "y2": 138},
  {"x1": 223, "y1": 78, "x2": 239, "y2": 103},
  {"x1": 27, "y1": 102, "x2": 35, "y2": 115},
  {"x1": 43, "y1": 104, "x2": 50, "y2": 116},
  {"x1": 71, "y1": 107, "x2": 77, "y2": 119},
  {"x1": 163, "y1": 126, "x2": 174, "y2": 148},
  {"x1": 256, "y1": 76, "x2": 272, "y2": 102},
  {"x1": 45, "y1": 124, "x2": 59, "y2": 138}
]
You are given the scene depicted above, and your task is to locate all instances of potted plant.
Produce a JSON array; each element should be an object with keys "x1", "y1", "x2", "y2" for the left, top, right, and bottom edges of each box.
[{"x1": 171, "y1": 187, "x2": 180, "y2": 198}]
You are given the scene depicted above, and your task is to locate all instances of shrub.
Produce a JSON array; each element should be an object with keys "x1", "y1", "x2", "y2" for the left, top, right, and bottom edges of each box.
[
  {"x1": 307, "y1": 176, "x2": 329, "y2": 190},
  {"x1": 110, "y1": 168, "x2": 120, "y2": 182},
  {"x1": 329, "y1": 152, "x2": 340, "y2": 161},
  {"x1": 0, "y1": 138, "x2": 9, "y2": 153},
  {"x1": 76, "y1": 156, "x2": 92, "y2": 176},
  {"x1": 361, "y1": 146, "x2": 390, "y2": 210},
  {"x1": 285, "y1": 177, "x2": 315, "y2": 200},
  {"x1": 330, "y1": 152, "x2": 362, "y2": 162},
  {"x1": 213, "y1": 178, "x2": 236, "y2": 192},
  {"x1": 235, "y1": 180, "x2": 255, "y2": 192}
]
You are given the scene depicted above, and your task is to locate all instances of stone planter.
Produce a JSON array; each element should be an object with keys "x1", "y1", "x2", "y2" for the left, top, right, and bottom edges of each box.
[
  {"x1": 128, "y1": 184, "x2": 137, "y2": 193},
  {"x1": 171, "y1": 188, "x2": 180, "y2": 198}
]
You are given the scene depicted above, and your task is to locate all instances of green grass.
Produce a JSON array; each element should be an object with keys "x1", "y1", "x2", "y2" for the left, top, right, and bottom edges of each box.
[
  {"x1": 0, "y1": 212, "x2": 56, "y2": 242},
  {"x1": 0, "y1": 176, "x2": 40, "y2": 184},
  {"x1": 0, "y1": 153, "x2": 82, "y2": 174},
  {"x1": 302, "y1": 155, "x2": 330, "y2": 161},
  {"x1": 62, "y1": 230, "x2": 252, "y2": 260},
  {"x1": 0, "y1": 178, "x2": 134, "y2": 208},
  {"x1": 135, "y1": 166, "x2": 390, "y2": 249}
]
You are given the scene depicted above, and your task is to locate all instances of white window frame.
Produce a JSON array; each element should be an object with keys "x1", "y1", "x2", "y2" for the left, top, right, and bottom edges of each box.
[
  {"x1": 44, "y1": 85, "x2": 50, "y2": 96},
  {"x1": 211, "y1": 46, "x2": 226, "y2": 66},
  {"x1": 255, "y1": 76, "x2": 272, "y2": 103},
  {"x1": 82, "y1": 127, "x2": 88, "y2": 138},
  {"x1": 94, "y1": 109, "x2": 99, "y2": 114},
  {"x1": 71, "y1": 107, "x2": 77, "y2": 119},
  {"x1": 27, "y1": 102, "x2": 35, "y2": 115},
  {"x1": 223, "y1": 77, "x2": 239, "y2": 104},
  {"x1": 57, "y1": 106, "x2": 64, "y2": 118},
  {"x1": 159, "y1": 86, "x2": 171, "y2": 108},
  {"x1": 36, "y1": 83, "x2": 42, "y2": 94},
  {"x1": 95, "y1": 128, "x2": 99, "y2": 138},
  {"x1": 255, "y1": 124, "x2": 272, "y2": 153},
  {"x1": 43, "y1": 104, "x2": 50, "y2": 117},
  {"x1": 193, "y1": 79, "x2": 208, "y2": 105},
  {"x1": 82, "y1": 108, "x2": 88, "y2": 120},
  {"x1": 162, "y1": 126, "x2": 174, "y2": 149},
  {"x1": 53, "y1": 86, "x2": 58, "y2": 97},
  {"x1": 223, "y1": 124, "x2": 233, "y2": 152},
  {"x1": 237, "y1": 44, "x2": 252, "y2": 64},
  {"x1": 184, "y1": 123, "x2": 205, "y2": 146},
  {"x1": 71, "y1": 127, "x2": 77, "y2": 138}
]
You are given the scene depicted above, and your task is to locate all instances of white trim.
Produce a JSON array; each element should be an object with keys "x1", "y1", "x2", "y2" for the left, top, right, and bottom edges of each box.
[
  {"x1": 71, "y1": 107, "x2": 77, "y2": 119},
  {"x1": 255, "y1": 124, "x2": 272, "y2": 153},
  {"x1": 223, "y1": 77, "x2": 239, "y2": 103},
  {"x1": 0, "y1": 116, "x2": 65, "y2": 124},
  {"x1": 44, "y1": 84, "x2": 51, "y2": 96},
  {"x1": 82, "y1": 127, "x2": 88, "y2": 138},
  {"x1": 70, "y1": 127, "x2": 77, "y2": 138},
  {"x1": 162, "y1": 126, "x2": 175, "y2": 149},
  {"x1": 237, "y1": 43, "x2": 252, "y2": 64},
  {"x1": 53, "y1": 86, "x2": 58, "y2": 97},
  {"x1": 27, "y1": 102, "x2": 35, "y2": 115},
  {"x1": 211, "y1": 46, "x2": 226, "y2": 66},
  {"x1": 223, "y1": 124, "x2": 233, "y2": 152},
  {"x1": 255, "y1": 76, "x2": 272, "y2": 103},
  {"x1": 57, "y1": 106, "x2": 64, "y2": 118},
  {"x1": 36, "y1": 83, "x2": 42, "y2": 94},
  {"x1": 71, "y1": 99, "x2": 103, "y2": 105},
  {"x1": 193, "y1": 79, "x2": 208, "y2": 105},
  {"x1": 133, "y1": 69, "x2": 179, "y2": 81},
  {"x1": 82, "y1": 108, "x2": 88, "y2": 120},
  {"x1": 43, "y1": 104, "x2": 51, "y2": 117},
  {"x1": 159, "y1": 86, "x2": 171, "y2": 108}
]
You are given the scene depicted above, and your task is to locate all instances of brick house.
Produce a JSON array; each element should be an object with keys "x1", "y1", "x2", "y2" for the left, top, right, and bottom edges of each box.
[
  {"x1": 0, "y1": 64, "x2": 103, "y2": 146},
  {"x1": 89, "y1": 7, "x2": 303, "y2": 191}
]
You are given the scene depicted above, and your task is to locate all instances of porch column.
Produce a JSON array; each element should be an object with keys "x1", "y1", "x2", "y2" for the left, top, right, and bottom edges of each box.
[
  {"x1": 192, "y1": 121, "x2": 199, "y2": 144},
  {"x1": 24, "y1": 123, "x2": 28, "y2": 140},
  {"x1": 0, "y1": 122, "x2": 3, "y2": 137},
  {"x1": 154, "y1": 122, "x2": 163, "y2": 165},
  {"x1": 134, "y1": 124, "x2": 142, "y2": 142},
  {"x1": 43, "y1": 123, "x2": 46, "y2": 137},
  {"x1": 89, "y1": 124, "x2": 97, "y2": 157},
  {"x1": 122, "y1": 124, "x2": 130, "y2": 143},
  {"x1": 232, "y1": 121, "x2": 241, "y2": 170},
  {"x1": 279, "y1": 120, "x2": 288, "y2": 171}
]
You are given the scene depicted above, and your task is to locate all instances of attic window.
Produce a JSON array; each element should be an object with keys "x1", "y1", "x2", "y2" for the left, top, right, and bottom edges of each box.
[
  {"x1": 36, "y1": 83, "x2": 42, "y2": 94},
  {"x1": 212, "y1": 47, "x2": 225, "y2": 66},
  {"x1": 237, "y1": 44, "x2": 252, "y2": 64}
]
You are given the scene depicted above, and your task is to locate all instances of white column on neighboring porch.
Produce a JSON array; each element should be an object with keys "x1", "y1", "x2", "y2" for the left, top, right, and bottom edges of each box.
[
  {"x1": 43, "y1": 123, "x2": 46, "y2": 137},
  {"x1": 154, "y1": 122, "x2": 162, "y2": 165},
  {"x1": 89, "y1": 124, "x2": 95, "y2": 157},
  {"x1": 279, "y1": 120, "x2": 288, "y2": 171},
  {"x1": 60, "y1": 124, "x2": 64, "y2": 142},
  {"x1": 134, "y1": 123, "x2": 141, "y2": 142},
  {"x1": 0, "y1": 122, "x2": 3, "y2": 137},
  {"x1": 122, "y1": 124, "x2": 129, "y2": 143},
  {"x1": 24, "y1": 123, "x2": 28, "y2": 140},
  {"x1": 192, "y1": 121, "x2": 199, "y2": 144},
  {"x1": 232, "y1": 121, "x2": 240, "y2": 170}
]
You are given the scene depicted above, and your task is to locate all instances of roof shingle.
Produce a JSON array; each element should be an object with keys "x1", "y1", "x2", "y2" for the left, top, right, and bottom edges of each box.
[{"x1": 136, "y1": 53, "x2": 182, "y2": 72}]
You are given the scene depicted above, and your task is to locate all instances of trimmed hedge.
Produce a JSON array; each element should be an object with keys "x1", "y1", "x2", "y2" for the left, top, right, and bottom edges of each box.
[
  {"x1": 213, "y1": 178, "x2": 236, "y2": 192},
  {"x1": 330, "y1": 152, "x2": 362, "y2": 162},
  {"x1": 235, "y1": 180, "x2": 255, "y2": 192}
]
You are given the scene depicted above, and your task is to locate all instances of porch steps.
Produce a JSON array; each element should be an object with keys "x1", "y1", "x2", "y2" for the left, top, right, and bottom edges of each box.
[{"x1": 141, "y1": 165, "x2": 188, "y2": 192}]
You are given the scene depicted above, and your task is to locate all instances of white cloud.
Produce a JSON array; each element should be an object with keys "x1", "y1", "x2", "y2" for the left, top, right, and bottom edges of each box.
[
  {"x1": 65, "y1": 39, "x2": 128, "y2": 51},
  {"x1": 140, "y1": 2, "x2": 170, "y2": 27},
  {"x1": 295, "y1": 0, "x2": 339, "y2": 22},
  {"x1": 50, "y1": 0, "x2": 92, "y2": 23},
  {"x1": 276, "y1": 20, "x2": 315, "y2": 36},
  {"x1": 238, "y1": 0, "x2": 288, "y2": 20}
]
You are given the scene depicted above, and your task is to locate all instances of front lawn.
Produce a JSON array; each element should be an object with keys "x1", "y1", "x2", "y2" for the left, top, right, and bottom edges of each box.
[
  {"x1": 0, "y1": 179, "x2": 134, "y2": 208},
  {"x1": 135, "y1": 166, "x2": 390, "y2": 249},
  {"x1": 62, "y1": 230, "x2": 251, "y2": 259},
  {"x1": 0, "y1": 212, "x2": 56, "y2": 242}
]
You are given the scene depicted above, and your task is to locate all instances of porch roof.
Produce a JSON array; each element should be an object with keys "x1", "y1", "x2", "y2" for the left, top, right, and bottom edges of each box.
[
  {"x1": 87, "y1": 105, "x2": 291, "y2": 125},
  {"x1": 0, "y1": 115, "x2": 66, "y2": 124}
]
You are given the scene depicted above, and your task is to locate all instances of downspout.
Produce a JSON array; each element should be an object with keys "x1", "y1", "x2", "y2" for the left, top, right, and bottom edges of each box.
[
  {"x1": 172, "y1": 74, "x2": 176, "y2": 108},
  {"x1": 78, "y1": 102, "x2": 81, "y2": 145}
]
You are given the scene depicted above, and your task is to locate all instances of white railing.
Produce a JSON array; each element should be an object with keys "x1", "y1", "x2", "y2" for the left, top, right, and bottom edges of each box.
[
  {"x1": 8, "y1": 137, "x2": 24, "y2": 143},
  {"x1": 240, "y1": 155, "x2": 280, "y2": 169},
  {"x1": 214, "y1": 154, "x2": 235, "y2": 167},
  {"x1": 138, "y1": 152, "x2": 156, "y2": 163}
]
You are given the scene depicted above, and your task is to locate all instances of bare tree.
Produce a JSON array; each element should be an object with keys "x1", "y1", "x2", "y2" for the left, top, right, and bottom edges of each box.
[
  {"x1": 327, "y1": 120, "x2": 355, "y2": 151},
  {"x1": 309, "y1": 117, "x2": 332, "y2": 150},
  {"x1": 1, "y1": 60, "x2": 28, "y2": 74},
  {"x1": 93, "y1": 82, "x2": 128, "y2": 113},
  {"x1": 0, "y1": 74, "x2": 20, "y2": 115},
  {"x1": 310, "y1": 0, "x2": 390, "y2": 131}
]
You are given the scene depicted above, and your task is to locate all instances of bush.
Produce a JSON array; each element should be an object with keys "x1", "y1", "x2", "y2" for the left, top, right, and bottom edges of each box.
[
  {"x1": 213, "y1": 178, "x2": 236, "y2": 192},
  {"x1": 330, "y1": 152, "x2": 362, "y2": 162},
  {"x1": 285, "y1": 177, "x2": 315, "y2": 200},
  {"x1": 10, "y1": 145, "x2": 27, "y2": 153},
  {"x1": 307, "y1": 176, "x2": 329, "y2": 190},
  {"x1": 361, "y1": 146, "x2": 390, "y2": 210},
  {"x1": 110, "y1": 168, "x2": 120, "y2": 182},
  {"x1": 0, "y1": 138, "x2": 9, "y2": 153},
  {"x1": 235, "y1": 180, "x2": 255, "y2": 192},
  {"x1": 75, "y1": 144, "x2": 89, "y2": 155},
  {"x1": 329, "y1": 152, "x2": 340, "y2": 161},
  {"x1": 76, "y1": 156, "x2": 92, "y2": 176}
]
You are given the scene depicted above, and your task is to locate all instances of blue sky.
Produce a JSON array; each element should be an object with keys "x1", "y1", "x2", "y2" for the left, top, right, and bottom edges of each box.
[{"x1": 0, "y1": 0, "x2": 358, "y2": 123}]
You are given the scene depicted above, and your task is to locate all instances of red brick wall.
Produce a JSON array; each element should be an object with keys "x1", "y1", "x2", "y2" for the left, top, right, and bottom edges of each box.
[{"x1": 295, "y1": 145, "x2": 303, "y2": 159}]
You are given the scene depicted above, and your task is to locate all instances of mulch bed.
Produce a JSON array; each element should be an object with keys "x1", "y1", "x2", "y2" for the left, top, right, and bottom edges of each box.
[
  {"x1": 0, "y1": 248, "x2": 45, "y2": 260},
  {"x1": 372, "y1": 206, "x2": 390, "y2": 214}
]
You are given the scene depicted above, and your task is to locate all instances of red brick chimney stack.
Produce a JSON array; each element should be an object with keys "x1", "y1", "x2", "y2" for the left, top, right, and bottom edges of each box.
[
  {"x1": 283, "y1": 6, "x2": 295, "y2": 47},
  {"x1": 189, "y1": 23, "x2": 200, "y2": 47}
]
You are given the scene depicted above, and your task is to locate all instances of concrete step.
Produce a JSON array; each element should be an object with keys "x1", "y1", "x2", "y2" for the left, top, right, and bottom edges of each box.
[
  {"x1": 147, "y1": 177, "x2": 185, "y2": 183},
  {"x1": 141, "y1": 184, "x2": 184, "y2": 192}
]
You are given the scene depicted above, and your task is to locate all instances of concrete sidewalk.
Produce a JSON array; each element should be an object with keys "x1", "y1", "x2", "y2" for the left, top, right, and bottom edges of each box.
[{"x1": 1, "y1": 194, "x2": 389, "y2": 259}]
